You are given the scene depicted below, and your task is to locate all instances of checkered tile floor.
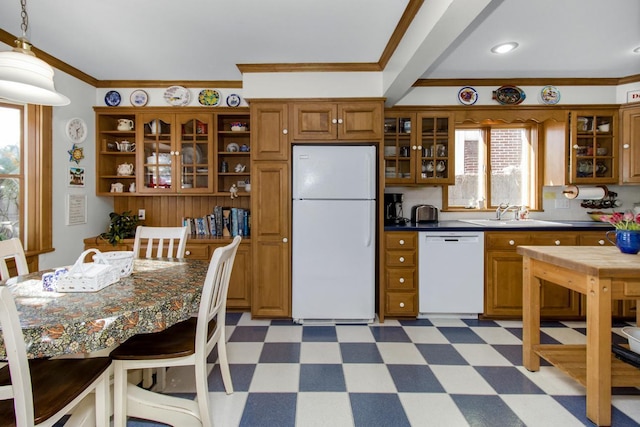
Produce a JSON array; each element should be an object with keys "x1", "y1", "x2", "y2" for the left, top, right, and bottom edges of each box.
[{"x1": 127, "y1": 313, "x2": 640, "y2": 427}]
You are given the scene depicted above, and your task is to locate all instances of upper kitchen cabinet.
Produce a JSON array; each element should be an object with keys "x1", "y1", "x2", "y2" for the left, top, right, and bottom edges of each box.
[
  {"x1": 251, "y1": 102, "x2": 289, "y2": 161},
  {"x1": 383, "y1": 112, "x2": 454, "y2": 185},
  {"x1": 137, "y1": 112, "x2": 214, "y2": 194},
  {"x1": 291, "y1": 101, "x2": 382, "y2": 141},
  {"x1": 568, "y1": 109, "x2": 618, "y2": 184},
  {"x1": 621, "y1": 104, "x2": 640, "y2": 184},
  {"x1": 216, "y1": 112, "x2": 251, "y2": 195}
]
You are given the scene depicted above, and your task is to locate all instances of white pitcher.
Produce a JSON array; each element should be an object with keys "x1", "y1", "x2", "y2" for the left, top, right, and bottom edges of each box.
[{"x1": 117, "y1": 119, "x2": 134, "y2": 131}]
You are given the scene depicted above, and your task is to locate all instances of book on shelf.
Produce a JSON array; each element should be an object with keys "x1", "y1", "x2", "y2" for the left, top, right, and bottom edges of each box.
[{"x1": 181, "y1": 206, "x2": 250, "y2": 238}]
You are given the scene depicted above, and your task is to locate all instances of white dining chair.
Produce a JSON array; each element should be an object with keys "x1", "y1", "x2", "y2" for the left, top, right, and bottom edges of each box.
[
  {"x1": 0, "y1": 238, "x2": 29, "y2": 281},
  {"x1": 0, "y1": 286, "x2": 112, "y2": 427},
  {"x1": 132, "y1": 225, "x2": 189, "y2": 388},
  {"x1": 110, "y1": 236, "x2": 241, "y2": 427},
  {"x1": 132, "y1": 225, "x2": 188, "y2": 259}
]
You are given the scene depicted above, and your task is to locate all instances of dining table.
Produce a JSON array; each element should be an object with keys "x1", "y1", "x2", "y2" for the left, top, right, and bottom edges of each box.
[
  {"x1": 517, "y1": 245, "x2": 640, "y2": 427},
  {"x1": 0, "y1": 257, "x2": 212, "y2": 426}
]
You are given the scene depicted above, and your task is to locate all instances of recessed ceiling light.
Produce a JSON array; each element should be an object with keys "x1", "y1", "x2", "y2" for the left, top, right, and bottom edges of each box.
[
  {"x1": 633, "y1": 46, "x2": 640, "y2": 54},
  {"x1": 491, "y1": 42, "x2": 519, "y2": 54}
]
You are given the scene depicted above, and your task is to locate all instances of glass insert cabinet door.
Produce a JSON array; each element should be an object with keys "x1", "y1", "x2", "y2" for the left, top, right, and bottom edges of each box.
[{"x1": 570, "y1": 111, "x2": 617, "y2": 184}]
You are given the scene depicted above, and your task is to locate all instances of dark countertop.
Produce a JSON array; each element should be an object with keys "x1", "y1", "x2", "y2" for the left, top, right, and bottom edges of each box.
[{"x1": 384, "y1": 220, "x2": 615, "y2": 232}]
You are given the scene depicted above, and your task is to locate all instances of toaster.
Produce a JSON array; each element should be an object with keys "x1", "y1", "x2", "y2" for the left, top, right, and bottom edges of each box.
[{"x1": 411, "y1": 205, "x2": 438, "y2": 223}]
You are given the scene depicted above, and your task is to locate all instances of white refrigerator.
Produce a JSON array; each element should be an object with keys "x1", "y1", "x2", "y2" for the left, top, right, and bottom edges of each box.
[{"x1": 292, "y1": 145, "x2": 376, "y2": 323}]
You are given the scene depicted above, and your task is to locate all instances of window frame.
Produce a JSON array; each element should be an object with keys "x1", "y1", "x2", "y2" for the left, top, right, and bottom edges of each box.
[
  {"x1": 443, "y1": 121, "x2": 541, "y2": 212},
  {"x1": 0, "y1": 102, "x2": 53, "y2": 270}
]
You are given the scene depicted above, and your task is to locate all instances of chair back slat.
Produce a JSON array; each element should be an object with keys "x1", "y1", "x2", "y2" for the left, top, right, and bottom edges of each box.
[
  {"x1": 0, "y1": 238, "x2": 29, "y2": 281},
  {"x1": 133, "y1": 226, "x2": 188, "y2": 259},
  {"x1": 196, "y1": 236, "x2": 241, "y2": 355},
  {"x1": 0, "y1": 286, "x2": 35, "y2": 424}
]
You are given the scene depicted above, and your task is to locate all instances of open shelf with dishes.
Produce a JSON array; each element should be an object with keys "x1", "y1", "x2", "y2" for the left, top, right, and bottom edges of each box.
[{"x1": 216, "y1": 113, "x2": 251, "y2": 195}]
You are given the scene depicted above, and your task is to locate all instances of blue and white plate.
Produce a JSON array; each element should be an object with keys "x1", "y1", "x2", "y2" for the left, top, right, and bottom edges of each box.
[
  {"x1": 105, "y1": 90, "x2": 121, "y2": 107},
  {"x1": 226, "y1": 94, "x2": 241, "y2": 107},
  {"x1": 130, "y1": 89, "x2": 148, "y2": 107}
]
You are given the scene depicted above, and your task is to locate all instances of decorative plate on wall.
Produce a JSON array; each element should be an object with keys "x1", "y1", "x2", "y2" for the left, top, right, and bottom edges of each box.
[
  {"x1": 163, "y1": 86, "x2": 191, "y2": 106},
  {"x1": 104, "y1": 90, "x2": 121, "y2": 107},
  {"x1": 226, "y1": 94, "x2": 241, "y2": 107},
  {"x1": 540, "y1": 85, "x2": 561, "y2": 105},
  {"x1": 457, "y1": 86, "x2": 478, "y2": 105},
  {"x1": 130, "y1": 90, "x2": 149, "y2": 107},
  {"x1": 492, "y1": 85, "x2": 526, "y2": 105},
  {"x1": 198, "y1": 89, "x2": 221, "y2": 106}
]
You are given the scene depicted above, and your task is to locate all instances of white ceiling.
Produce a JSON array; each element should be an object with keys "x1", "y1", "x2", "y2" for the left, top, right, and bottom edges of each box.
[{"x1": 0, "y1": 0, "x2": 638, "y2": 90}]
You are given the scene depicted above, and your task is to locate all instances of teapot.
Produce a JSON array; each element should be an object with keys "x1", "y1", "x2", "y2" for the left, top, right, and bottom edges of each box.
[
  {"x1": 117, "y1": 119, "x2": 134, "y2": 131},
  {"x1": 117, "y1": 163, "x2": 134, "y2": 176},
  {"x1": 115, "y1": 140, "x2": 135, "y2": 152}
]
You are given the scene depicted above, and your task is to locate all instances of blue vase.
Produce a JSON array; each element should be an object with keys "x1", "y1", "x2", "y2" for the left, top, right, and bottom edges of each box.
[{"x1": 607, "y1": 230, "x2": 640, "y2": 255}]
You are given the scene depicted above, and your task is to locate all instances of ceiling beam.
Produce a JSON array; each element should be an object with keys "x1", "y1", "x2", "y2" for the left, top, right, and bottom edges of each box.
[{"x1": 382, "y1": 0, "x2": 502, "y2": 107}]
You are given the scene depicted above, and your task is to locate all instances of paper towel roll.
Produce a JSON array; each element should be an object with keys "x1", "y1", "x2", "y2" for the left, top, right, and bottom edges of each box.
[{"x1": 563, "y1": 185, "x2": 606, "y2": 200}]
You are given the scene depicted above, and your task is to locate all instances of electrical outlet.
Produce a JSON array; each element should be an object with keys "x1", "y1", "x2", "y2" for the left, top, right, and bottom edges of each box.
[
  {"x1": 138, "y1": 209, "x2": 145, "y2": 220},
  {"x1": 555, "y1": 199, "x2": 570, "y2": 209}
]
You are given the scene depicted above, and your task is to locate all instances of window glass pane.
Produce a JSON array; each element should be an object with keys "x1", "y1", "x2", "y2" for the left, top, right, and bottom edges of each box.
[
  {"x1": 0, "y1": 106, "x2": 21, "y2": 239},
  {"x1": 448, "y1": 129, "x2": 484, "y2": 208},
  {"x1": 489, "y1": 128, "x2": 529, "y2": 207}
]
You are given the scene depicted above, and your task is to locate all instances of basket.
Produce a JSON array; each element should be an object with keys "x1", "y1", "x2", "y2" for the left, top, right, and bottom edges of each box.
[
  {"x1": 97, "y1": 251, "x2": 134, "y2": 278},
  {"x1": 56, "y1": 249, "x2": 120, "y2": 292}
]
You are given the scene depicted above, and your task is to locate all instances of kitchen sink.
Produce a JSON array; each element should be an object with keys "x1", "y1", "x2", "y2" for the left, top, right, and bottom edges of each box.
[{"x1": 459, "y1": 219, "x2": 571, "y2": 227}]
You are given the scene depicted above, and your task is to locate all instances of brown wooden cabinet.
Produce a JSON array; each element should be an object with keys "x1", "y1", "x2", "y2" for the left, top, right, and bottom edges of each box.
[
  {"x1": 568, "y1": 109, "x2": 618, "y2": 184},
  {"x1": 250, "y1": 102, "x2": 291, "y2": 318},
  {"x1": 94, "y1": 107, "x2": 250, "y2": 197},
  {"x1": 383, "y1": 112, "x2": 453, "y2": 185},
  {"x1": 83, "y1": 236, "x2": 251, "y2": 309},
  {"x1": 621, "y1": 104, "x2": 640, "y2": 183},
  {"x1": 291, "y1": 101, "x2": 382, "y2": 141},
  {"x1": 484, "y1": 230, "x2": 616, "y2": 319},
  {"x1": 382, "y1": 231, "x2": 418, "y2": 318}
]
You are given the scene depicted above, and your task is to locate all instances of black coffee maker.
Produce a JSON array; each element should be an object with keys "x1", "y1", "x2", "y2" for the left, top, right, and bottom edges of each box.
[{"x1": 384, "y1": 193, "x2": 406, "y2": 225}]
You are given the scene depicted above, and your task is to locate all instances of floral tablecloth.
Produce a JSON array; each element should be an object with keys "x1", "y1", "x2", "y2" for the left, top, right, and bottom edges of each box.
[{"x1": 0, "y1": 258, "x2": 209, "y2": 359}]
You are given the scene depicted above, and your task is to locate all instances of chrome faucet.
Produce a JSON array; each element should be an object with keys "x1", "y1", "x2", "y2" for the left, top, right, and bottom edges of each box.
[{"x1": 496, "y1": 203, "x2": 520, "y2": 220}]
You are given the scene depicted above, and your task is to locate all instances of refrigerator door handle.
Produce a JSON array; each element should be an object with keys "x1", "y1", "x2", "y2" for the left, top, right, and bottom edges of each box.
[
  {"x1": 366, "y1": 151, "x2": 373, "y2": 194},
  {"x1": 365, "y1": 204, "x2": 373, "y2": 247}
]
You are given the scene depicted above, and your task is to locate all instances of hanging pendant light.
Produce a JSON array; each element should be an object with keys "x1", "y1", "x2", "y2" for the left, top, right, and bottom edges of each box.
[{"x1": 0, "y1": 0, "x2": 70, "y2": 106}]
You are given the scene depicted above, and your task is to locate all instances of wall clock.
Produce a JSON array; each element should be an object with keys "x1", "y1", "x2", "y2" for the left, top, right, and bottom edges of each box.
[{"x1": 66, "y1": 118, "x2": 88, "y2": 143}]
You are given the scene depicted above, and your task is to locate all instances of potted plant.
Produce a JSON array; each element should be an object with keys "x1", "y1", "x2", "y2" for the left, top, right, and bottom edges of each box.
[{"x1": 99, "y1": 211, "x2": 140, "y2": 245}]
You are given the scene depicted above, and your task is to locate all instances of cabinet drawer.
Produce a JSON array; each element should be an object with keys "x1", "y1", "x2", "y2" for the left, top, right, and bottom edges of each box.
[
  {"x1": 485, "y1": 232, "x2": 532, "y2": 250},
  {"x1": 385, "y1": 232, "x2": 417, "y2": 250},
  {"x1": 385, "y1": 292, "x2": 416, "y2": 315},
  {"x1": 386, "y1": 267, "x2": 416, "y2": 290},
  {"x1": 579, "y1": 232, "x2": 613, "y2": 246},
  {"x1": 385, "y1": 250, "x2": 416, "y2": 267},
  {"x1": 184, "y1": 245, "x2": 210, "y2": 260},
  {"x1": 531, "y1": 233, "x2": 578, "y2": 246}
]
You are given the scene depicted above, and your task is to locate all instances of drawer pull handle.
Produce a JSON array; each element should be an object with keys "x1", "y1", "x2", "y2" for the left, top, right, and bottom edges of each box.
[
  {"x1": 555, "y1": 240, "x2": 561, "y2": 246},
  {"x1": 282, "y1": 237, "x2": 288, "y2": 243},
  {"x1": 399, "y1": 239, "x2": 405, "y2": 245},
  {"x1": 185, "y1": 250, "x2": 191, "y2": 256},
  {"x1": 509, "y1": 240, "x2": 515, "y2": 246},
  {"x1": 399, "y1": 277, "x2": 405, "y2": 283},
  {"x1": 283, "y1": 129, "x2": 288, "y2": 134},
  {"x1": 598, "y1": 239, "x2": 605, "y2": 245},
  {"x1": 399, "y1": 257, "x2": 405, "y2": 263},
  {"x1": 399, "y1": 302, "x2": 405, "y2": 308}
]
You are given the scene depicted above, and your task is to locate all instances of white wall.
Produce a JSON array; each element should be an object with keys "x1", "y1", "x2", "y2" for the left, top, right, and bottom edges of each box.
[{"x1": 38, "y1": 70, "x2": 112, "y2": 269}]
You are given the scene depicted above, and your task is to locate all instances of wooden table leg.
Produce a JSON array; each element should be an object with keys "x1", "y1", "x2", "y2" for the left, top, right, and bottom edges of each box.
[
  {"x1": 586, "y1": 276, "x2": 612, "y2": 426},
  {"x1": 522, "y1": 256, "x2": 541, "y2": 371}
]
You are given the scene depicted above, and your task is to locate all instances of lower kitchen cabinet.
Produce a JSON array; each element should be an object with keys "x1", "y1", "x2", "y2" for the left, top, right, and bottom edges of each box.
[
  {"x1": 83, "y1": 236, "x2": 251, "y2": 310},
  {"x1": 484, "y1": 230, "x2": 617, "y2": 319},
  {"x1": 382, "y1": 231, "x2": 418, "y2": 318}
]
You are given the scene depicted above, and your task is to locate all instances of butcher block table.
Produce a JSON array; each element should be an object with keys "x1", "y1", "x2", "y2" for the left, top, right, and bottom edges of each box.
[{"x1": 517, "y1": 245, "x2": 640, "y2": 426}]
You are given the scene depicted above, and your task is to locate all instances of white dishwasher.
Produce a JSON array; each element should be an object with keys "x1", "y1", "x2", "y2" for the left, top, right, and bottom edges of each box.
[{"x1": 418, "y1": 231, "x2": 484, "y2": 318}]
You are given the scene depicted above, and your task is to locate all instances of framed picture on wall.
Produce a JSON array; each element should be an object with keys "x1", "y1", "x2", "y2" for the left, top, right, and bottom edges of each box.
[
  {"x1": 68, "y1": 166, "x2": 85, "y2": 187},
  {"x1": 66, "y1": 194, "x2": 87, "y2": 226}
]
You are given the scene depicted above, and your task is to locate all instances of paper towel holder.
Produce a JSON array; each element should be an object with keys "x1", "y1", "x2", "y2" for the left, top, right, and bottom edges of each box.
[{"x1": 562, "y1": 185, "x2": 608, "y2": 200}]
